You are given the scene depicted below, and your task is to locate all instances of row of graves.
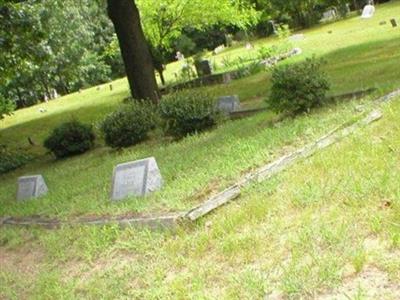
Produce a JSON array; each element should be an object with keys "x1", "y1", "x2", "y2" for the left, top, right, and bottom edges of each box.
[{"x1": 16, "y1": 95, "x2": 244, "y2": 202}]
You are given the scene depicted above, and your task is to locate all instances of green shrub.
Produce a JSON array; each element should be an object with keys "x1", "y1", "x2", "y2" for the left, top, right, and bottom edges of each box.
[
  {"x1": 0, "y1": 145, "x2": 31, "y2": 174},
  {"x1": 160, "y1": 90, "x2": 219, "y2": 138},
  {"x1": 101, "y1": 101, "x2": 157, "y2": 148},
  {"x1": 44, "y1": 120, "x2": 95, "y2": 158},
  {"x1": 267, "y1": 57, "x2": 330, "y2": 114}
]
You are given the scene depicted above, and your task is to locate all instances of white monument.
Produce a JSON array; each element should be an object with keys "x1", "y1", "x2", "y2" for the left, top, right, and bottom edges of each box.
[{"x1": 361, "y1": 4, "x2": 375, "y2": 19}]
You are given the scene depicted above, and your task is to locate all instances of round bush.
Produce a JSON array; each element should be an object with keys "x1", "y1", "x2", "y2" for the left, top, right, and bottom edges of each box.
[
  {"x1": 44, "y1": 120, "x2": 95, "y2": 158},
  {"x1": 267, "y1": 57, "x2": 330, "y2": 114},
  {"x1": 159, "y1": 90, "x2": 219, "y2": 138},
  {"x1": 101, "y1": 101, "x2": 156, "y2": 148}
]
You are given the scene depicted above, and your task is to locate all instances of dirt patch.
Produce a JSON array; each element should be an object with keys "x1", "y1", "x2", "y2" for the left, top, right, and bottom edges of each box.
[
  {"x1": 0, "y1": 245, "x2": 45, "y2": 275},
  {"x1": 317, "y1": 266, "x2": 400, "y2": 300}
]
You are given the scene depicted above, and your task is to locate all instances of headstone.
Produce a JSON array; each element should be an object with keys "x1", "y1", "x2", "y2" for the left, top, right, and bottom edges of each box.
[
  {"x1": 245, "y1": 42, "x2": 254, "y2": 50},
  {"x1": 379, "y1": 21, "x2": 387, "y2": 25},
  {"x1": 321, "y1": 9, "x2": 337, "y2": 22},
  {"x1": 111, "y1": 157, "x2": 163, "y2": 201},
  {"x1": 175, "y1": 51, "x2": 185, "y2": 61},
  {"x1": 195, "y1": 60, "x2": 212, "y2": 77},
  {"x1": 289, "y1": 34, "x2": 305, "y2": 41},
  {"x1": 361, "y1": 4, "x2": 375, "y2": 19},
  {"x1": 17, "y1": 175, "x2": 48, "y2": 201},
  {"x1": 109, "y1": 84, "x2": 113, "y2": 91},
  {"x1": 267, "y1": 20, "x2": 278, "y2": 35},
  {"x1": 216, "y1": 95, "x2": 240, "y2": 114},
  {"x1": 213, "y1": 45, "x2": 225, "y2": 55},
  {"x1": 390, "y1": 19, "x2": 398, "y2": 27}
]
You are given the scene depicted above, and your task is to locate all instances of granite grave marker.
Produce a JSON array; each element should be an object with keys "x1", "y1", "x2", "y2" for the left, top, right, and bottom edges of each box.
[
  {"x1": 216, "y1": 95, "x2": 240, "y2": 114},
  {"x1": 111, "y1": 157, "x2": 163, "y2": 201},
  {"x1": 17, "y1": 175, "x2": 48, "y2": 201}
]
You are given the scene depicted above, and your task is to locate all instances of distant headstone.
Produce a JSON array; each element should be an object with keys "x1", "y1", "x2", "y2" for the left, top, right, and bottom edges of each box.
[
  {"x1": 213, "y1": 45, "x2": 225, "y2": 55},
  {"x1": 109, "y1": 84, "x2": 113, "y2": 91},
  {"x1": 111, "y1": 157, "x2": 163, "y2": 201},
  {"x1": 321, "y1": 9, "x2": 337, "y2": 22},
  {"x1": 390, "y1": 19, "x2": 398, "y2": 27},
  {"x1": 289, "y1": 34, "x2": 305, "y2": 41},
  {"x1": 245, "y1": 42, "x2": 254, "y2": 50},
  {"x1": 216, "y1": 95, "x2": 240, "y2": 114},
  {"x1": 379, "y1": 21, "x2": 387, "y2": 25},
  {"x1": 17, "y1": 175, "x2": 48, "y2": 201},
  {"x1": 195, "y1": 60, "x2": 212, "y2": 77},
  {"x1": 267, "y1": 20, "x2": 278, "y2": 35},
  {"x1": 361, "y1": 4, "x2": 375, "y2": 19}
]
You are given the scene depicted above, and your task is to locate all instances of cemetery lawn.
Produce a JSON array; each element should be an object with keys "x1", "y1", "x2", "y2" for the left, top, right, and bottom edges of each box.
[
  {"x1": 1, "y1": 0, "x2": 400, "y2": 218},
  {"x1": 1, "y1": 1, "x2": 400, "y2": 298},
  {"x1": 1, "y1": 95, "x2": 399, "y2": 299}
]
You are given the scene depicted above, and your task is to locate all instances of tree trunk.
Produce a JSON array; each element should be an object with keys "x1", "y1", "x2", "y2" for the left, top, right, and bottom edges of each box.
[{"x1": 107, "y1": 0, "x2": 160, "y2": 103}]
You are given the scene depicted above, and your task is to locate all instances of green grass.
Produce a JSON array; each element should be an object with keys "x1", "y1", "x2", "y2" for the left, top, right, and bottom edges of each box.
[{"x1": 1, "y1": 1, "x2": 400, "y2": 298}]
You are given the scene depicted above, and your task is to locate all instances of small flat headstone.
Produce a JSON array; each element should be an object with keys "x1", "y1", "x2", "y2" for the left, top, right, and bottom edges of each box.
[
  {"x1": 390, "y1": 19, "x2": 398, "y2": 27},
  {"x1": 17, "y1": 175, "x2": 48, "y2": 201},
  {"x1": 111, "y1": 157, "x2": 163, "y2": 201},
  {"x1": 216, "y1": 95, "x2": 240, "y2": 114},
  {"x1": 379, "y1": 21, "x2": 387, "y2": 25}
]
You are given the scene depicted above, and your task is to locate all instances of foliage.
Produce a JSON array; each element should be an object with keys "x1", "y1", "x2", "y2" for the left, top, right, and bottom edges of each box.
[
  {"x1": 44, "y1": 120, "x2": 95, "y2": 158},
  {"x1": 159, "y1": 90, "x2": 220, "y2": 137},
  {"x1": 137, "y1": 0, "x2": 259, "y2": 79},
  {"x1": 267, "y1": 57, "x2": 330, "y2": 114},
  {"x1": 100, "y1": 101, "x2": 157, "y2": 148},
  {"x1": 0, "y1": 145, "x2": 31, "y2": 174},
  {"x1": 0, "y1": 0, "x2": 118, "y2": 108},
  {"x1": 0, "y1": 94, "x2": 15, "y2": 120}
]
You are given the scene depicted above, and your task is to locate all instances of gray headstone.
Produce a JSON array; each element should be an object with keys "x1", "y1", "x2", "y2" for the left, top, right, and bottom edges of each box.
[
  {"x1": 17, "y1": 175, "x2": 48, "y2": 201},
  {"x1": 111, "y1": 157, "x2": 163, "y2": 201},
  {"x1": 390, "y1": 19, "x2": 398, "y2": 27},
  {"x1": 195, "y1": 60, "x2": 212, "y2": 77},
  {"x1": 216, "y1": 95, "x2": 240, "y2": 114}
]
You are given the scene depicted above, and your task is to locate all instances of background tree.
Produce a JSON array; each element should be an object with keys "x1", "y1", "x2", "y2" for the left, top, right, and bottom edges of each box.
[{"x1": 136, "y1": 0, "x2": 259, "y2": 84}]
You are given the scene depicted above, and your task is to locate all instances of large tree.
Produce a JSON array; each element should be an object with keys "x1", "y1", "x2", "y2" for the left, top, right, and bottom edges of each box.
[{"x1": 107, "y1": 0, "x2": 159, "y2": 103}]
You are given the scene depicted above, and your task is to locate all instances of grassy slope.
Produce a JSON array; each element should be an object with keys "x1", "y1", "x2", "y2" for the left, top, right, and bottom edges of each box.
[
  {"x1": 1, "y1": 1, "x2": 400, "y2": 218},
  {"x1": 1, "y1": 96, "x2": 399, "y2": 300}
]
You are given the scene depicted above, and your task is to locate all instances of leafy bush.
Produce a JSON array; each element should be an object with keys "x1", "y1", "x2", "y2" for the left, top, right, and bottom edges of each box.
[
  {"x1": 0, "y1": 145, "x2": 31, "y2": 174},
  {"x1": 267, "y1": 57, "x2": 330, "y2": 114},
  {"x1": 101, "y1": 101, "x2": 157, "y2": 148},
  {"x1": 44, "y1": 120, "x2": 95, "y2": 158},
  {"x1": 0, "y1": 94, "x2": 15, "y2": 120},
  {"x1": 160, "y1": 90, "x2": 219, "y2": 138}
]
